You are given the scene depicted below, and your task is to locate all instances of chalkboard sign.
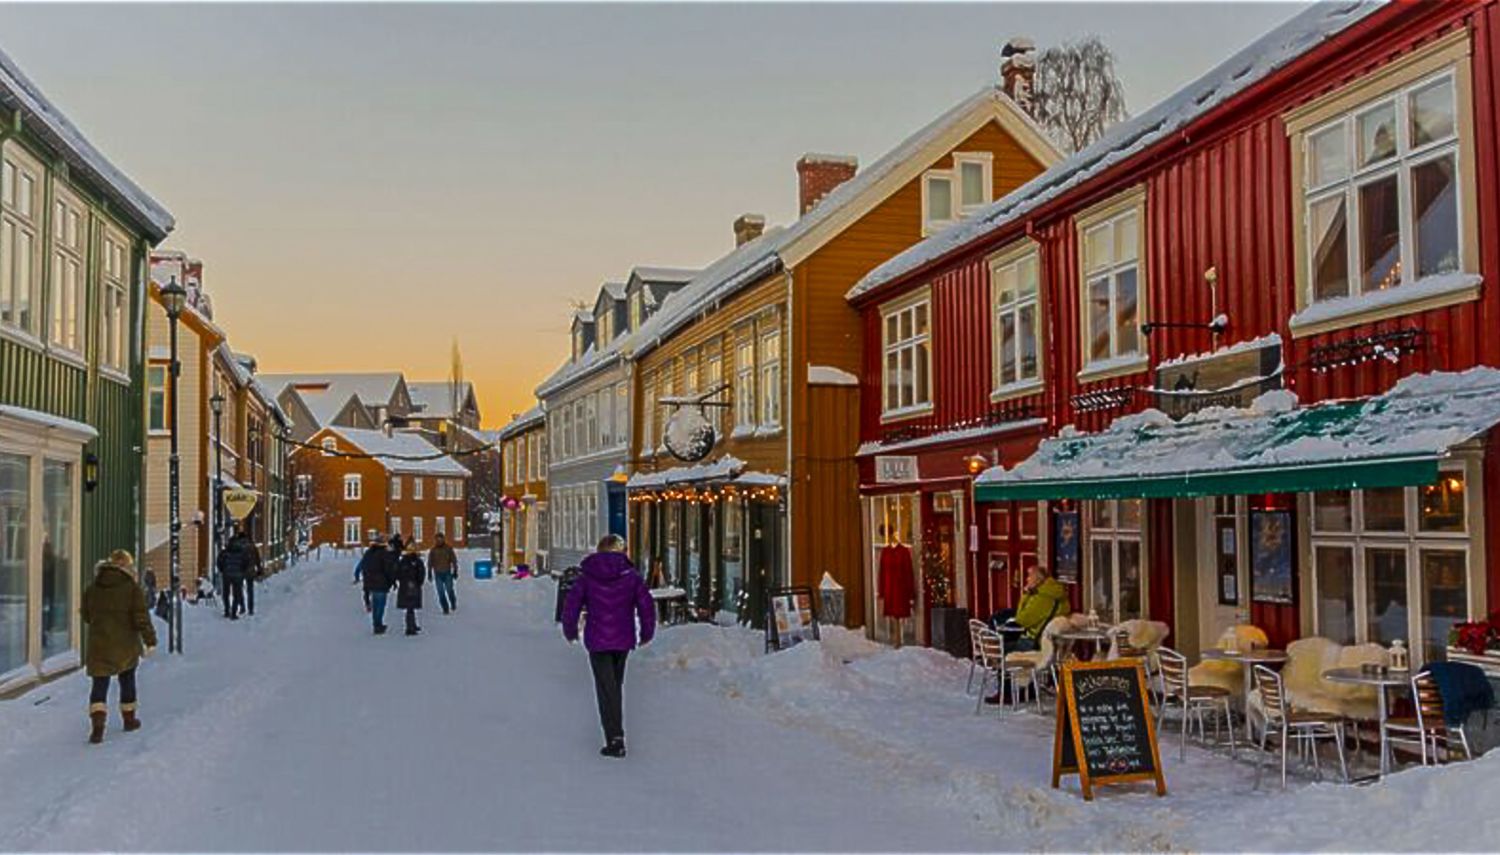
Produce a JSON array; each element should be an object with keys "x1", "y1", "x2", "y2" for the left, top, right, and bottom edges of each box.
[
  {"x1": 765, "y1": 586, "x2": 820, "y2": 652},
  {"x1": 1051, "y1": 659, "x2": 1166, "y2": 801}
]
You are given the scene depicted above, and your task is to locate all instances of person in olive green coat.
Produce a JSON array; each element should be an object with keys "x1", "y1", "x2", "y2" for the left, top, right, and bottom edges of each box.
[
  {"x1": 80, "y1": 549, "x2": 157, "y2": 744},
  {"x1": 991, "y1": 565, "x2": 1069, "y2": 652}
]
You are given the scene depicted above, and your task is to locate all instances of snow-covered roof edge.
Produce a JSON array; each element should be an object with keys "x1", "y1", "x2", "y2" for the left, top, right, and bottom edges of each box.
[
  {"x1": 498, "y1": 405, "x2": 546, "y2": 440},
  {"x1": 0, "y1": 46, "x2": 174, "y2": 241},
  {"x1": 848, "y1": 1, "x2": 1383, "y2": 303}
]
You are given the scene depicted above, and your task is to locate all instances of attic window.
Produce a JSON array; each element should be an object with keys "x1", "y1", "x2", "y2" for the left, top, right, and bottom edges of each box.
[
  {"x1": 922, "y1": 170, "x2": 954, "y2": 234},
  {"x1": 321, "y1": 437, "x2": 337, "y2": 456},
  {"x1": 954, "y1": 152, "x2": 993, "y2": 212}
]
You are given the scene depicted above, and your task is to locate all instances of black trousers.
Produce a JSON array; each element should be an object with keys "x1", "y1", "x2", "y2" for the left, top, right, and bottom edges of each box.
[
  {"x1": 89, "y1": 668, "x2": 138, "y2": 711},
  {"x1": 223, "y1": 579, "x2": 245, "y2": 617},
  {"x1": 246, "y1": 576, "x2": 256, "y2": 615},
  {"x1": 588, "y1": 651, "x2": 629, "y2": 742},
  {"x1": 405, "y1": 607, "x2": 419, "y2": 633}
]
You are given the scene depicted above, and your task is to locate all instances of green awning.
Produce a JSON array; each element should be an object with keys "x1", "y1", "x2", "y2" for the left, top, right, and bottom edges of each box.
[{"x1": 975, "y1": 369, "x2": 1500, "y2": 502}]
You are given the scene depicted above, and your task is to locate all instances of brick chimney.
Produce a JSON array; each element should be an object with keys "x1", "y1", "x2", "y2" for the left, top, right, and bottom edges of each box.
[
  {"x1": 733, "y1": 213, "x2": 766, "y2": 247},
  {"x1": 796, "y1": 154, "x2": 858, "y2": 215},
  {"x1": 1000, "y1": 37, "x2": 1037, "y2": 115}
]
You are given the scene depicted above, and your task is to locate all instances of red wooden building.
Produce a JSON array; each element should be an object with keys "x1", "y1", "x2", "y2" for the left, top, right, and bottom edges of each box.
[{"x1": 848, "y1": 0, "x2": 1500, "y2": 664}]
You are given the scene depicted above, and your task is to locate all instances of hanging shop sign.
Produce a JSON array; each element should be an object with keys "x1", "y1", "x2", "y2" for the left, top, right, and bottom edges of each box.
[
  {"x1": 765, "y1": 586, "x2": 820, "y2": 653},
  {"x1": 1152, "y1": 338, "x2": 1282, "y2": 420},
  {"x1": 1052, "y1": 659, "x2": 1166, "y2": 801},
  {"x1": 223, "y1": 488, "x2": 259, "y2": 521},
  {"x1": 874, "y1": 455, "x2": 919, "y2": 484},
  {"x1": 661, "y1": 385, "x2": 731, "y2": 463}
]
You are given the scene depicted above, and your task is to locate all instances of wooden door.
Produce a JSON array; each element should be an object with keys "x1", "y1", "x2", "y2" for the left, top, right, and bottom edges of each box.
[{"x1": 982, "y1": 501, "x2": 1041, "y2": 619}]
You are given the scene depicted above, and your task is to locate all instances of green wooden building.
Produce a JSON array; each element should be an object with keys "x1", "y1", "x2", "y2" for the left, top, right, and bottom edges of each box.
[{"x1": 0, "y1": 46, "x2": 174, "y2": 693}]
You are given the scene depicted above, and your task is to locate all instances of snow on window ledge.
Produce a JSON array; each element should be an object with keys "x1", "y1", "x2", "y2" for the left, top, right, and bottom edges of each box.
[
  {"x1": 990, "y1": 379, "x2": 1044, "y2": 403},
  {"x1": 1289, "y1": 272, "x2": 1483, "y2": 338}
]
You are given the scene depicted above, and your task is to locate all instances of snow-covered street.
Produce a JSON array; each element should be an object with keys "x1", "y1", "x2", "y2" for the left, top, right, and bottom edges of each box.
[{"x1": 2, "y1": 549, "x2": 1497, "y2": 853}]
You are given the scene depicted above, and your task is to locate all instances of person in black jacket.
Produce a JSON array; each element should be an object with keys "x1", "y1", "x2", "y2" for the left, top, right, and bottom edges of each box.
[
  {"x1": 217, "y1": 529, "x2": 255, "y2": 620},
  {"x1": 360, "y1": 535, "x2": 397, "y2": 635},
  {"x1": 396, "y1": 544, "x2": 426, "y2": 636}
]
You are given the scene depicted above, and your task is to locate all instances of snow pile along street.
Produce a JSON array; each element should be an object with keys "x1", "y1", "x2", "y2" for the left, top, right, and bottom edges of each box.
[{"x1": 0, "y1": 548, "x2": 1496, "y2": 852}]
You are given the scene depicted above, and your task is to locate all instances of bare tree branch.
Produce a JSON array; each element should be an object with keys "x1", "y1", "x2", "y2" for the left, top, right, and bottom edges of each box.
[{"x1": 1032, "y1": 36, "x2": 1129, "y2": 154}]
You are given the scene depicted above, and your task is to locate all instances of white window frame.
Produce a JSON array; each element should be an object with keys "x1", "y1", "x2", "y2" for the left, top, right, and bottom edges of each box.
[
  {"x1": 321, "y1": 436, "x2": 337, "y2": 456},
  {"x1": 413, "y1": 476, "x2": 424, "y2": 500},
  {"x1": 1078, "y1": 198, "x2": 1145, "y2": 375},
  {"x1": 879, "y1": 290, "x2": 933, "y2": 419},
  {"x1": 295, "y1": 474, "x2": 311, "y2": 501},
  {"x1": 412, "y1": 516, "x2": 423, "y2": 545},
  {"x1": 758, "y1": 326, "x2": 782, "y2": 429},
  {"x1": 613, "y1": 383, "x2": 628, "y2": 450},
  {"x1": 953, "y1": 151, "x2": 994, "y2": 214},
  {"x1": 1, "y1": 142, "x2": 43, "y2": 341},
  {"x1": 1307, "y1": 464, "x2": 1474, "y2": 665},
  {"x1": 343, "y1": 474, "x2": 362, "y2": 501},
  {"x1": 920, "y1": 169, "x2": 955, "y2": 235},
  {"x1": 100, "y1": 227, "x2": 130, "y2": 376},
  {"x1": 435, "y1": 516, "x2": 446, "y2": 539},
  {"x1": 453, "y1": 516, "x2": 463, "y2": 541},
  {"x1": 146, "y1": 362, "x2": 169, "y2": 434},
  {"x1": 343, "y1": 517, "x2": 362, "y2": 546},
  {"x1": 733, "y1": 331, "x2": 756, "y2": 432},
  {"x1": 391, "y1": 475, "x2": 402, "y2": 501},
  {"x1": 1084, "y1": 499, "x2": 1146, "y2": 625},
  {"x1": 389, "y1": 516, "x2": 402, "y2": 539},
  {"x1": 989, "y1": 243, "x2": 1043, "y2": 398},
  {"x1": 48, "y1": 184, "x2": 87, "y2": 355},
  {"x1": 641, "y1": 378, "x2": 655, "y2": 453}
]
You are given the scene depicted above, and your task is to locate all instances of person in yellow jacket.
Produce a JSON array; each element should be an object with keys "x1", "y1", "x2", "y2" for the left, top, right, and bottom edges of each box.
[
  {"x1": 992, "y1": 565, "x2": 1068, "y2": 652},
  {"x1": 80, "y1": 549, "x2": 157, "y2": 744}
]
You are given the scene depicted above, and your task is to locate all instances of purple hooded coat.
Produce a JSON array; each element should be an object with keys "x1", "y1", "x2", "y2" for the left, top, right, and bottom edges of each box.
[{"x1": 561, "y1": 551, "x2": 656, "y2": 652}]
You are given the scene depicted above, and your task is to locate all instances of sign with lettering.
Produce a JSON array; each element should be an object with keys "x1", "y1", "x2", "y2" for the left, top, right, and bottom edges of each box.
[
  {"x1": 1052, "y1": 659, "x2": 1166, "y2": 801},
  {"x1": 1152, "y1": 339, "x2": 1281, "y2": 420},
  {"x1": 765, "y1": 586, "x2": 821, "y2": 653},
  {"x1": 874, "y1": 455, "x2": 919, "y2": 484},
  {"x1": 223, "y1": 488, "x2": 260, "y2": 521}
]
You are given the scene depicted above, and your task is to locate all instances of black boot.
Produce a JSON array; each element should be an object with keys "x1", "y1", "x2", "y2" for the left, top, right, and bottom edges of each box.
[{"x1": 600, "y1": 738, "x2": 626, "y2": 758}]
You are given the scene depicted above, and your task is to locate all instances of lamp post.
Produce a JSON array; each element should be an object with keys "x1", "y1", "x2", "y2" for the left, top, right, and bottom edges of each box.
[
  {"x1": 210, "y1": 390, "x2": 226, "y2": 602},
  {"x1": 160, "y1": 276, "x2": 188, "y2": 654}
]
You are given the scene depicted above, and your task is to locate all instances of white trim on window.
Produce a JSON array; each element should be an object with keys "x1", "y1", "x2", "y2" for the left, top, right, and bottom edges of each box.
[
  {"x1": 343, "y1": 474, "x2": 362, "y2": 501},
  {"x1": 953, "y1": 151, "x2": 994, "y2": 214},
  {"x1": 920, "y1": 169, "x2": 955, "y2": 235},
  {"x1": 879, "y1": 289, "x2": 933, "y2": 420},
  {"x1": 989, "y1": 242, "x2": 1043, "y2": 399}
]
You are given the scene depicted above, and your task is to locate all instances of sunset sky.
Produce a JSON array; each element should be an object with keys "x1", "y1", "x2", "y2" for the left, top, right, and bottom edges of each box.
[{"x1": 3, "y1": 2, "x2": 1306, "y2": 427}]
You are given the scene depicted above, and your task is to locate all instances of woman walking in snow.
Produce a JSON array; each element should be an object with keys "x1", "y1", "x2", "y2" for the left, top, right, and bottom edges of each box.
[
  {"x1": 560, "y1": 535, "x2": 655, "y2": 758},
  {"x1": 80, "y1": 549, "x2": 158, "y2": 744},
  {"x1": 396, "y1": 543, "x2": 426, "y2": 636}
]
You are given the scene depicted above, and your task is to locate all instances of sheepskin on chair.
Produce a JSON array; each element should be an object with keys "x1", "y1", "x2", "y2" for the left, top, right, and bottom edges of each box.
[
  {"x1": 1109, "y1": 619, "x2": 1170, "y2": 659},
  {"x1": 1006, "y1": 615, "x2": 1074, "y2": 688},
  {"x1": 1187, "y1": 624, "x2": 1270, "y2": 699},
  {"x1": 1269, "y1": 638, "x2": 1389, "y2": 722}
]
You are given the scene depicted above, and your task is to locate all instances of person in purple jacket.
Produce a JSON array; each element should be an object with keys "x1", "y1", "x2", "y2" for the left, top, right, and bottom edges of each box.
[{"x1": 561, "y1": 534, "x2": 655, "y2": 758}]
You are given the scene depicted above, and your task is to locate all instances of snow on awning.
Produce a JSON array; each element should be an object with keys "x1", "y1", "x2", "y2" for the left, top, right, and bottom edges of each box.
[
  {"x1": 976, "y1": 368, "x2": 1500, "y2": 502},
  {"x1": 626, "y1": 456, "x2": 766, "y2": 489}
]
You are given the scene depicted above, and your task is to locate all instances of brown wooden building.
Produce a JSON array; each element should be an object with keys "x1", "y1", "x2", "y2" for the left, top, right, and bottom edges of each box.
[{"x1": 626, "y1": 70, "x2": 1058, "y2": 626}]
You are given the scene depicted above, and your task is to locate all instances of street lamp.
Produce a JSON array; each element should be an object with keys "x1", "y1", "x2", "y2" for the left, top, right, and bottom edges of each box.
[
  {"x1": 209, "y1": 390, "x2": 226, "y2": 603},
  {"x1": 160, "y1": 276, "x2": 188, "y2": 655}
]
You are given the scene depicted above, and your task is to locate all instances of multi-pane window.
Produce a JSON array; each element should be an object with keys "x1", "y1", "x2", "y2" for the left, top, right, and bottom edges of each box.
[
  {"x1": 101, "y1": 230, "x2": 129, "y2": 373},
  {"x1": 922, "y1": 170, "x2": 954, "y2": 233},
  {"x1": 1, "y1": 143, "x2": 42, "y2": 336},
  {"x1": 49, "y1": 187, "x2": 86, "y2": 352},
  {"x1": 528, "y1": 433, "x2": 539, "y2": 480},
  {"x1": 1310, "y1": 470, "x2": 1470, "y2": 663},
  {"x1": 600, "y1": 387, "x2": 615, "y2": 448},
  {"x1": 321, "y1": 437, "x2": 337, "y2": 456},
  {"x1": 147, "y1": 363, "x2": 169, "y2": 432},
  {"x1": 734, "y1": 333, "x2": 756, "y2": 430},
  {"x1": 613, "y1": 384, "x2": 628, "y2": 448},
  {"x1": 880, "y1": 297, "x2": 931, "y2": 416},
  {"x1": 954, "y1": 153, "x2": 993, "y2": 213},
  {"x1": 435, "y1": 516, "x2": 446, "y2": 540},
  {"x1": 295, "y1": 475, "x2": 311, "y2": 502},
  {"x1": 656, "y1": 373, "x2": 674, "y2": 448},
  {"x1": 1304, "y1": 71, "x2": 1463, "y2": 304},
  {"x1": 585, "y1": 394, "x2": 598, "y2": 451},
  {"x1": 759, "y1": 328, "x2": 781, "y2": 428},
  {"x1": 343, "y1": 517, "x2": 362, "y2": 545},
  {"x1": 705, "y1": 350, "x2": 725, "y2": 434},
  {"x1": 641, "y1": 378, "x2": 655, "y2": 452},
  {"x1": 1081, "y1": 208, "x2": 1142, "y2": 365},
  {"x1": 389, "y1": 516, "x2": 402, "y2": 538},
  {"x1": 343, "y1": 474, "x2": 362, "y2": 501},
  {"x1": 1087, "y1": 499, "x2": 1144, "y2": 624},
  {"x1": 572, "y1": 399, "x2": 585, "y2": 455},
  {"x1": 413, "y1": 477, "x2": 424, "y2": 500},
  {"x1": 412, "y1": 516, "x2": 423, "y2": 544},
  {"x1": 991, "y1": 249, "x2": 1041, "y2": 391},
  {"x1": 560, "y1": 407, "x2": 572, "y2": 460},
  {"x1": 391, "y1": 475, "x2": 402, "y2": 500}
]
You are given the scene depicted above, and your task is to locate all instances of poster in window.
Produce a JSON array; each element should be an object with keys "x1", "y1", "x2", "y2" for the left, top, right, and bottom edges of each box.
[
  {"x1": 1053, "y1": 510, "x2": 1081, "y2": 584},
  {"x1": 1250, "y1": 510, "x2": 1294, "y2": 605}
]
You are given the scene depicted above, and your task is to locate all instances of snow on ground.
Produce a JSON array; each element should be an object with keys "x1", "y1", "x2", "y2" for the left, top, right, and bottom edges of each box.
[{"x1": 1, "y1": 549, "x2": 1496, "y2": 853}]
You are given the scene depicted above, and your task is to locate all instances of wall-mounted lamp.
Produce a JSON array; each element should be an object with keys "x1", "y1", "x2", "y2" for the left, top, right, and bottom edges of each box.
[
  {"x1": 964, "y1": 453, "x2": 989, "y2": 476},
  {"x1": 83, "y1": 452, "x2": 99, "y2": 492},
  {"x1": 1141, "y1": 266, "x2": 1229, "y2": 337}
]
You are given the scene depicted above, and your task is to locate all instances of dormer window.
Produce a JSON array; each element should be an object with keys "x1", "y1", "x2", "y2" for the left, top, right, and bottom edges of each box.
[
  {"x1": 629, "y1": 290, "x2": 643, "y2": 331},
  {"x1": 954, "y1": 153, "x2": 993, "y2": 213},
  {"x1": 922, "y1": 171, "x2": 954, "y2": 234},
  {"x1": 922, "y1": 153, "x2": 992, "y2": 234}
]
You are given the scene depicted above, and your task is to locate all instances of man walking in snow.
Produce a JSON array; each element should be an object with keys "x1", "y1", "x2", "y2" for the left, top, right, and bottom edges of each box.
[
  {"x1": 360, "y1": 534, "x2": 397, "y2": 634},
  {"x1": 561, "y1": 535, "x2": 655, "y2": 758},
  {"x1": 428, "y1": 532, "x2": 458, "y2": 614},
  {"x1": 217, "y1": 527, "x2": 254, "y2": 620}
]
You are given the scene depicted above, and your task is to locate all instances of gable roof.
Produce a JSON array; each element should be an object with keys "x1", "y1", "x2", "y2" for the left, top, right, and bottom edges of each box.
[
  {"x1": 499, "y1": 405, "x2": 546, "y2": 440},
  {"x1": 297, "y1": 389, "x2": 372, "y2": 429},
  {"x1": 0, "y1": 46, "x2": 174, "y2": 241},
  {"x1": 260, "y1": 372, "x2": 406, "y2": 410},
  {"x1": 406, "y1": 381, "x2": 475, "y2": 421},
  {"x1": 848, "y1": 1, "x2": 1383, "y2": 303},
  {"x1": 326, "y1": 427, "x2": 471, "y2": 477}
]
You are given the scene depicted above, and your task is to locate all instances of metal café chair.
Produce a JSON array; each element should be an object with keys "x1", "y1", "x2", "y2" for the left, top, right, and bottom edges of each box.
[
  {"x1": 1156, "y1": 646, "x2": 1235, "y2": 761},
  {"x1": 1383, "y1": 670, "x2": 1474, "y2": 766},
  {"x1": 973, "y1": 628, "x2": 1037, "y2": 715},
  {"x1": 1252, "y1": 664, "x2": 1348, "y2": 789},
  {"x1": 965, "y1": 618, "x2": 988, "y2": 695}
]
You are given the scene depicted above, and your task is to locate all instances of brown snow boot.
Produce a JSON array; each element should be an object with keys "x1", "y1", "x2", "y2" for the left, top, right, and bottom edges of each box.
[
  {"x1": 121, "y1": 703, "x2": 141, "y2": 733},
  {"x1": 88, "y1": 708, "x2": 107, "y2": 744}
]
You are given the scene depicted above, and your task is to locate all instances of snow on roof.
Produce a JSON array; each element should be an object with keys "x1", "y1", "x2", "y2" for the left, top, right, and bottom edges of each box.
[
  {"x1": 808, "y1": 365, "x2": 859, "y2": 387},
  {"x1": 600, "y1": 281, "x2": 627, "y2": 301},
  {"x1": 330, "y1": 427, "x2": 470, "y2": 476},
  {"x1": 0, "y1": 46, "x2": 174, "y2": 241},
  {"x1": 848, "y1": 1, "x2": 1382, "y2": 302},
  {"x1": 260, "y1": 373, "x2": 404, "y2": 409},
  {"x1": 499, "y1": 405, "x2": 545, "y2": 440},
  {"x1": 632, "y1": 267, "x2": 700, "y2": 285},
  {"x1": 1158, "y1": 333, "x2": 1283, "y2": 369},
  {"x1": 978, "y1": 367, "x2": 1500, "y2": 489},
  {"x1": 406, "y1": 381, "x2": 474, "y2": 420},
  {"x1": 572, "y1": 309, "x2": 596, "y2": 325},
  {"x1": 626, "y1": 456, "x2": 747, "y2": 489},
  {"x1": 293, "y1": 389, "x2": 368, "y2": 429}
]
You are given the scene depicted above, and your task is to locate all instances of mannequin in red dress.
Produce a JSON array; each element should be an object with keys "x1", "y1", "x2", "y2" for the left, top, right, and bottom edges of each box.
[{"x1": 878, "y1": 533, "x2": 915, "y2": 647}]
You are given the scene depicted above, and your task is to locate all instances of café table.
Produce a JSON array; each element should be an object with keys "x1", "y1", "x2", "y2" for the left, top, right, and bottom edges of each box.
[
  {"x1": 1323, "y1": 665, "x2": 1410, "y2": 780},
  {"x1": 1200, "y1": 647, "x2": 1288, "y2": 738},
  {"x1": 650, "y1": 586, "x2": 689, "y2": 625},
  {"x1": 1054, "y1": 626, "x2": 1114, "y2": 662}
]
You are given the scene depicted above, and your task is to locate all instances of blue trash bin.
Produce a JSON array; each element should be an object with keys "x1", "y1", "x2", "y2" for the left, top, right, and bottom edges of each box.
[{"x1": 473, "y1": 559, "x2": 494, "y2": 580}]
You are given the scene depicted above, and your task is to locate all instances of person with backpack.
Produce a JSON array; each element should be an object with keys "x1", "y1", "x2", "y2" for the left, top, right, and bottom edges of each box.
[
  {"x1": 217, "y1": 527, "x2": 255, "y2": 620},
  {"x1": 427, "y1": 532, "x2": 458, "y2": 615},
  {"x1": 395, "y1": 543, "x2": 426, "y2": 636},
  {"x1": 80, "y1": 550, "x2": 157, "y2": 744},
  {"x1": 561, "y1": 535, "x2": 655, "y2": 758},
  {"x1": 360, "y1": 534, "x2": 397, "y2": 635}
]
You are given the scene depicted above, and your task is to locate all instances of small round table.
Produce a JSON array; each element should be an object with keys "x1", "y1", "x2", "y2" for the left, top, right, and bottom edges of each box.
[
  {"x1": 650, "y1": 587, "x2": 689, "y2": 625},
  {"x1": 1323, "y1": 666, "x2": 1410, "y2": 779},
  {"x1": 1054, "y1": 627, "x2": 1114, "y2": 661},
  {"x1": 1200, "y1": 648, "x2": 1288, "y2": 738}
]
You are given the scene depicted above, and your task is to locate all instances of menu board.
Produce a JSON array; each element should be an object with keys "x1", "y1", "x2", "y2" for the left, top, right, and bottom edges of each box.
[
  {"x1": 1051, "y1": 660, "x2": 1166, "y2": 801},
  {"x1": 765, "y1": 586, "x2": 820, "y2": 652}
]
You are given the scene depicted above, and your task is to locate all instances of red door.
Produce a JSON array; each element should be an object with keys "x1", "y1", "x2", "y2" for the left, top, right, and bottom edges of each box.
[{"x1": 980, "y1": 501, "x2": 1040, "y2": 619}]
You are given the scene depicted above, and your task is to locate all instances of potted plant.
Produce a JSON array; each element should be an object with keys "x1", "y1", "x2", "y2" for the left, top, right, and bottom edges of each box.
[{"x1": 1447, "y1": 612, "x2": 1500, "y2": 677}]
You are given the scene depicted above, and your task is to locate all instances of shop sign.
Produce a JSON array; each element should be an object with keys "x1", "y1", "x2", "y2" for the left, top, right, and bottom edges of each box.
[
  {"x1": 1152, "y1": 339, "x2": 1282, "y2": 420},
  {"x1": 765, "y1": 586, "x2": 821, "y2": 652},
  {"x1": 1052, "y1": 660, "x2": 1166, "y2": 801},
  {"x1": 874, "y1": 455, "x2": 919, "y2": 484},
  {"x1": 223, "y1": 488, "x2": 259, "y2": 521}
]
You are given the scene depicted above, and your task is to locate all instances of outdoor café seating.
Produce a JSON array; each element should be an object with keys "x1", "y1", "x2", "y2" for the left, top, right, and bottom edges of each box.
[
  {"x1": 964, "y1": 618, "x2": 988, "y2": 695},
  {"x1": 1384, "y1": 669, "x2": 1476, "y2": 765},
  {"x1": 1189, "y1": 624, "x2": 1270, "y2": 701},
  {"x1": 1252, "y1": 664, "x2": 1349, "y2": 789},
  {"x1": 972, "y1": 628, "x2": 1040, "y2": 714},
  {"x1": 1157, "y1": 646, "x2": 1236, "y2": 761}
]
